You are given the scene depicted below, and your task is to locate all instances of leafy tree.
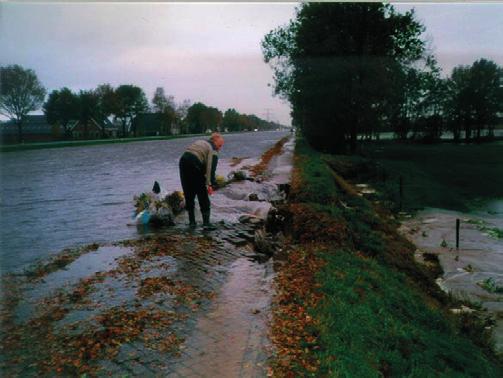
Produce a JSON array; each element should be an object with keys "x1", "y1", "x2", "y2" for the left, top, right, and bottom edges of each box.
[
  {"x1": 247, "y1": 114, "x2": 265, "y2": 130},
  {"x1": 94, "y1": 83, "x2": 117, "y2": 138},
  {"x1": 446, "y1": 59, "x2": 503, "y2": 142},
  {"x1": 0, "y1": 65, "x2": 46, "y2": 143},
  {"x1": 185, "y1": 103, "x2": 223, "y2": 133},
  {"x1": 176, "y1": 99, "x2": 192, "y2": 134},
  {"x1": 151, "y1": 87, "x2": 176, "y2": 135},
  {"x1": 419, "y1": 59, "x2": 448, "y2": 138},
  {"x1": 469, "y1": 59, "x2": 503, "y2": 140},
  {"x1": 223, "y1": 108, "x2": 241, "y2": 132},
  {"x1": 77, "y1": 90, "x2": 100, "y2": 139},
  {"x1": 222, "y1": 108, "x2": 279, "y2": 132},
  {"x1": 445, "y1": 66, "x2": 472, "y2": 141},
  {"x1": 186, "y1": 102, "x2": 207, "y2": 134},
  {"x1": 43, "y1": 87, "x2": 80, "y2": 139},
  {"x1": 404, "y1": 56, "x2": 448, "y2": 142},
  {"x1": 262, "y1": 3, "x2": 426, "y2": 152},
  {"x1": 113, "y1": 84, "x2": 149, "y2": 137},
  {"x1": 202, "y1": 106, "x2": 223, "y2": 132}
]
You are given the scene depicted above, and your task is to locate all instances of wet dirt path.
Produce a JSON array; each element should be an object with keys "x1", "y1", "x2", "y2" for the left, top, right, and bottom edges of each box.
[{"x1": 0, "y1": 136, "x2": 294, "y2": 377}]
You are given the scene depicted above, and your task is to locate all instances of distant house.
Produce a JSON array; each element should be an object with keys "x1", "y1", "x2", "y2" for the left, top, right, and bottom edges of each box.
[
  {"x1": 103, "y1": 117, "x2": 119, "y2": 138},
  {"x1": 133, "y1": 113, "x2": 175, "y2": 137},
  {"x1": 0, "y1": 115, "x2": 56, "y2": 144},
  {"x1": 68, "y1": 117, "x2": 117, "y2": 140}
]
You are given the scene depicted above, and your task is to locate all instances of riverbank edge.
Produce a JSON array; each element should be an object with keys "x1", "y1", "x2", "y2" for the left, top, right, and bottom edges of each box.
[
  {"x1": 0, "y1": 131, "x2": 274, "y2": 153},
  {"x1": 0, "y1": 134, "x2": 202, "y2": 153},
  {"x1": 269, "y1": 136, "x2": 502, "y2": 376}
]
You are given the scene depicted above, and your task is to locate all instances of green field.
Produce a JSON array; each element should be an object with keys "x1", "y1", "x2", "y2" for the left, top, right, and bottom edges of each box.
[{"x1": 361, "y1": 141, "x2": 503, "y2": 212}]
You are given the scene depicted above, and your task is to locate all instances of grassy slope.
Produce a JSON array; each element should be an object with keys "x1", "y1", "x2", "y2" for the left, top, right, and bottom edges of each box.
[
  {"x1": 271, "y1": 138, "x2": 502, "y2": 377},
  {"x1": 361, "y1": 142, "x2": 503, "y2": 212}
]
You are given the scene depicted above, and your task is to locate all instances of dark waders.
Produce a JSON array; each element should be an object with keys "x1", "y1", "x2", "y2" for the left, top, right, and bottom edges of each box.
[{"x1": 179, "y1": 152, "x2": 211, "y2": 227}]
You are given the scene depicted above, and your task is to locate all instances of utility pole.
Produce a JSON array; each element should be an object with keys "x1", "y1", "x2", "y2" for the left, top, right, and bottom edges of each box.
[{"x1": 263, "y1": 108, "x2": 274, "y2": 122}]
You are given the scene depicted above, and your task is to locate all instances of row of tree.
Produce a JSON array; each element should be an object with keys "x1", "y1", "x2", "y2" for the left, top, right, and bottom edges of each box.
[
  {"x1": 0, "y1": 65, "x2": 283, "y2": 143},
  {"x1": 262, "y1": 3, "x2": 503, "y2": 152}
]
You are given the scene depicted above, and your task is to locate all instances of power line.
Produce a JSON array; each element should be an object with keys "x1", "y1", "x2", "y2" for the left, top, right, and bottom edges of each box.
[{"x1": 262, "y1": 108, "x2": 274, "y2": 122}]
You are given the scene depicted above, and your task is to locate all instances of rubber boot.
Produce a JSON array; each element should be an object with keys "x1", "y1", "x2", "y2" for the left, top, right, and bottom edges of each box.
[
  {"x1": 188, "y1": 208, "x2": 196, "y2": 227},
  {"x1": 202, "y1": 210, "x2": 216, "y2": 230}
]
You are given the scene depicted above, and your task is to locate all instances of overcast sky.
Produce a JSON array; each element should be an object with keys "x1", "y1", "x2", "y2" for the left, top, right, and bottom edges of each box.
[{"x1": 1, "y1": 2, "x2": 502, "y2": 125}]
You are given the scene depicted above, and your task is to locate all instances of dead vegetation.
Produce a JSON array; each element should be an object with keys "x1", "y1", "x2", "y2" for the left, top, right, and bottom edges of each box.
[{"x1": 249, "y1": 136, "x2": 289, "y2": 177}]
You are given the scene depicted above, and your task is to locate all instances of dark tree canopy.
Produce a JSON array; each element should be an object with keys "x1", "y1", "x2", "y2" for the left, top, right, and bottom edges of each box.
[
  {"x1": 94, "y1": 84, "x2": 116, "y2": 118},
  {"x1": 113, "y1": 84, "x2": 149, "y2": 137},
  {"x1": 222, "y1": 108, "x2": 241, "y2": 132},
  {"x1": 0, "y1": 64, "x2": 46, "y2": 143},
  {"x1": 262, "y1": 3, "x2": 426, "y2": 152},
  {"x1": 186, "y1": 102, "x2": 207, "y2": 134},
  {"x1": 446, "y1": 59, "x2": 503, "y2": 141},
  {"x1": 78, "y1": 90, "x2": 100, "y2": 138},
  {"x1": 43, "y1": 88, "x2": 80, "y2": 138},
  {"x1": 186, "y1": 102, "x2": 222, "y2": 134}
]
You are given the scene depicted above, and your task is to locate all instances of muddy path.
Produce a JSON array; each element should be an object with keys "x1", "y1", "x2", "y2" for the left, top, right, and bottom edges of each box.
[{"x1": 0, "y1": 136, "x2": 294, "y2": 377}]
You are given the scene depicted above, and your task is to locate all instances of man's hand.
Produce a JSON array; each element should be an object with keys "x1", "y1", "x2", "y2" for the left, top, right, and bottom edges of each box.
[{"x1": 207, "y1": 185, "x2": 214, "y2": 195}]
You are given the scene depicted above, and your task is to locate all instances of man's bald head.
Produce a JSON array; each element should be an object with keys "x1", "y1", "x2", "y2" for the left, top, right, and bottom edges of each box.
[{"x1": 210, "y1": 133, "x2": 224, "y2": 151}]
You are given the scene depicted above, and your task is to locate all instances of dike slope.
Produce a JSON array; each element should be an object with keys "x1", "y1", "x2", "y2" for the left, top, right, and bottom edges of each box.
[{"x1": 268, "y1": 137, "x2": 502, "y2": 377}]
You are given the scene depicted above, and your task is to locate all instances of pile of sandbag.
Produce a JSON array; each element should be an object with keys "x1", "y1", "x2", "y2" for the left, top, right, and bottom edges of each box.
[{"x1": 132, "y1": 181, "x2": 185, "y2": 226}]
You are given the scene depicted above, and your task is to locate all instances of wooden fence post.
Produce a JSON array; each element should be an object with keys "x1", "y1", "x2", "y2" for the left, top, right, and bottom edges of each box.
[
  {"x1": 399, "y1": 175, "x2": 403, "y2": 212},
  {"x1": 456, "y1": 218, "x2": 460, "y2": 249}
]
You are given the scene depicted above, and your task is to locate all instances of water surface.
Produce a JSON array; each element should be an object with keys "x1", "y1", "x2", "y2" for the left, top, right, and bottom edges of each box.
[{"x1": 0, "y1": 131, "x2": 288, "y2": 274}]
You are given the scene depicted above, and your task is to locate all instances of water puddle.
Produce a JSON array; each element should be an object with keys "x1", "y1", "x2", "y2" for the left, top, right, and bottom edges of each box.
[
  {"x1": 175, "y1": 257, "x2": 273, "y2": 377},
  {"x1": 31, "y1": 246, "x2": 132, "y2": 294}
]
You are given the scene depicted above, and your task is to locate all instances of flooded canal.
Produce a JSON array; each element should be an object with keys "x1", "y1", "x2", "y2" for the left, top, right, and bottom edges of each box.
[
  {"x1": 0, "y1": 131, "x2": 289, "y2": 275},
  {"x1": 0, "y1": 132, "x2": 294, "y2": 376}
]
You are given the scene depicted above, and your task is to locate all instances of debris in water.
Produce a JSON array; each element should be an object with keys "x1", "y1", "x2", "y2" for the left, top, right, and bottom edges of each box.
[
  {"x1": 132, "y1": 183, "x2": 185, "y2": 226},
  {"x1": 450, "y1": 305, "x2": 476, "y2": 314},
  {"x1": 248, "y1": 193, "x2": 260, "y2": 201}
]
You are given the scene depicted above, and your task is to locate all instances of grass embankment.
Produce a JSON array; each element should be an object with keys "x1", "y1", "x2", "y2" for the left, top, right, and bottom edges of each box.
[
  {"x1": 360, "y1": 141, "x2": 503, "y2": 212},
  {"x1": 270, "y1": 138, "x2": 502, "y2": 376}
]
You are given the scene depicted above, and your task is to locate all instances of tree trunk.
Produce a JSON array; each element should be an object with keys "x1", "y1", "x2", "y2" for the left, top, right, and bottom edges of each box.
[
  {"x1": 453, "y1": 129, "x2": 460, "y2": 142},
  {"x1": 350, "y1": 129, "x2": 357, "y2": 153},
  {"x1": 16, "y1": 120, "x2": 23, "y2": 144},
  {"x1": 465, "y1": 121, "x2": 471, "y2": 143},
  {"x1": 488, "y1": 124, "x2": 495, "y2": 139},
  {"x1": 62, "y1": 121, "x2": 69, "y2": 140},
  {"x1": 84, "y1": 121, "x2": 89, "y2": 140},
  {"x1": 130, "y1": 117, "x2": 136, "y2": 137}
]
